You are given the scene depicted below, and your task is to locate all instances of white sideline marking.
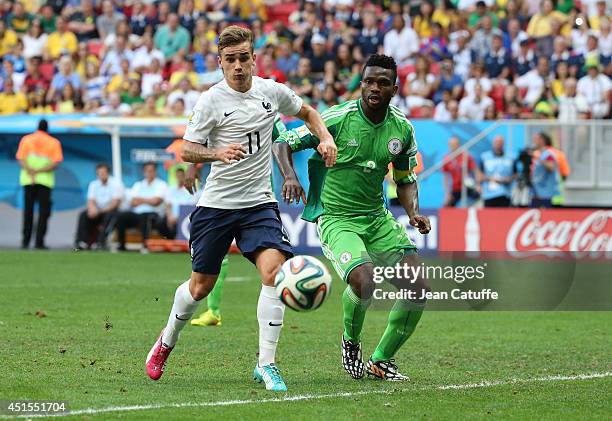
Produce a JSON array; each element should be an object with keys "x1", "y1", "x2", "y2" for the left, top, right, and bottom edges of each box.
[{"x1": 2, "y1": 371, "x2": 610, "y2": 419}]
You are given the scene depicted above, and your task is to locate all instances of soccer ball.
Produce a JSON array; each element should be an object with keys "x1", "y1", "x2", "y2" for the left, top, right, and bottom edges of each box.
[{"x1": 274, "y1": 256, "x2": 332, "y2": 312}]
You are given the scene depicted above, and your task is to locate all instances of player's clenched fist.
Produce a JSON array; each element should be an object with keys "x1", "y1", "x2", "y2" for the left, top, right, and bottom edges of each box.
[
  {"x1": 215, "y1": 144, "x2": 247, "y2": 164},
  {"x1": 410, "y1": 215, "x2": 431, "y2": 234},
  {"x1": 317, "y1": 136, "x2": 337, "y2": 167}
]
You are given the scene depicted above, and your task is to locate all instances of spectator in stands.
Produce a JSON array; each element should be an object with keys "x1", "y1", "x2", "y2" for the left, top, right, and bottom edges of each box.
[
  {"x1": 513, "y1": 38, "x2": 537, "y2": 76},
  {"x1": 104, "y1": 20, "x2": 139, "y2": 49},
  {"x1": 599, "y1": 18, "x2": 611, "y2": 57},
  {"x1": 448, "y1": 30, "x2": 473, "y2": 81},
  {"x1": 420, "y1": 22, "x2": 448, "y2": 62},
  {"x1": 383, "y1": 13, "x2": 418, "y2": 66},
  {"x1": 141, "y1": 58, "x2": 163, "y2": 97},
  {"x1": 107, "y1": 58, "x2": 139, "y2": 94},
  {"x1": 2, "y1": 57, "x2": 25, "y2": 92},
  {"x1": 484, "y1": 33, "x2": 512, "y2": 80},
  {"x1": 477, "y1": 135, "x2": 516, "y2": 207},
  {"x1": 56, "y1": 82, "x2": 80, "y2": 113},
  {"x1": 46, "y1": 55, "x2": 81, "y2": 104},
  {"x1": 515, "y1": 56, "x2": 550, "y2": 109},
  {"x1": 96, "y1": 91, "x2": 131, "y2": 116},
  {"x1": 570, "y1": 12, "x2": 591, "y2": 57},
  {"x1": 530, "y1": 132, "x2": 560, "y2": 208},
  {"x1": 178, "y1": 0, "x2": 200, "y2": 35},
  {"x1": 275, "y1": 41, "x2": 300, "y2": 78},
  {"x1": 167, "y1": 77, "x2": 199, "y2": 115},
  {"x1": 550, "y1": 36, "x2": 582, "y2": 76},
  {"x1": 133, "y1": 33, "x2": 165, "y2": 72},
  {"x1": 68, "y1": 0, "x2": 98, "y2": 42},
  {"x1": 38, "y1": 4, "x2": 56, "y2": 33},
  {"x1": 130, "y1": 1, "x2": 151, "y2": 37},
  {"x1": 28, "y1": 89, "x2": 52, "y2": 114},
  {"x1": 317, "y1": 83, "x2": 339, "y2": 112},
  {"x1": 471, "y1": 15, "x2": 501, "y2": 61},
  {"x1": 96, "y1": 0, "x2": 125, "y2": 42},
  {"x1": 400, "y1": 54, "x2": 436, "y2": 112},
  {"x1": 157, "y1": 168, "x2": 197, "y2": 240},
  {"x1": 442, "y1": 136, "x2": 478, "y2": 207},
  {"x1": 306, "y1": 33, "x2": 332, "y2": 74},
  {"x1": 15, "y1": 119, "x2": 62, "y2": 249},
  {"x1": 168, "y1": 96, "x2": 186, "y2": 116},
  {"x1": 0, "y1": 19, "x2": 18, "y2": 57},
  {"x1": 120, "y1": 78, "x2": 145, "y2": 111},
  {"x1": 356, "y1": 10, "x2": 382, "y2": 58},
  {"x1": 434, "y1": 91, "x2": 454, "y2": 121},
  {"x1": 257, "y1": 53, "x2": 286, "y2": 83},
  {"x1": 505, "y1": 18, "x2": 528, "y2": 58},
  {"x1": 198, "y1": 53, "x2": 223, "y2": 89},
  {"x1": 557, "y1": 78, "x2": 589, "y2": 121},
  {"x1": 7, "y1": 1, "x2": 32, "y2": 34},
  {"x1": 168, "y1": 54, "x2": 199, "y2": 88},
  {"x1": 501, "y1": 1, "x2": 526, "y2": 32},
  {"x1": 116, "y1": 162, "x2": 167, "y2": 252},
  {"x1": 551, "y1": 60, "x2": 570, "y2": 97},
  {"x1": 154, "y1": 13, "x2": 191, "y2": 60},
  {"x1": 136, "y1": 94, "x2": 161, "y2": 117},
  {"x1": 584, "y1": 34, "x2": 610, "y2": 67},
  {"x1": 526, "y1": 0, "x2": 566, "y2": 57},
  {"x1": 464, "y1": 62, "x2": 492, "y2": 97},
  {"x1": 22, "y1": 19, "x2": 47, "y2": 59},
  {"x1": 413, "y1": 1, "x2": 434, "y2": 38},
  {"x1": 75, "y1": 163, "x2": 123, "y2": 250},
  {"x1": 577, "y1": 58, "x2": 611, "y2": 118},
  {"x1": 100, "y1": 35, "x2": 134, "y2": 77},
  {"x1": 459, "y1": 83, "x2": 494, "y2": 120},
  {"x1": 468, "y1": 0, "x2": 498, "y2": 29},
  {"x1": 46, "y1": 16, "x2": 77, "y2": 59},
  {"x1": 0, "y1": 78, "x2": 27, "y2": 114},
  {"x1": 24, "y1": 56, "x2": 49, "y2": 94},
  {"x1": 588, "y1": 0, "x2": 608, "y2": 30},
  {"x1": 83, "y1": 61, "x2": 107, "y2": 110},
  {"x1": 289, "y1": 57, "x2": 316, "y2": 100}
]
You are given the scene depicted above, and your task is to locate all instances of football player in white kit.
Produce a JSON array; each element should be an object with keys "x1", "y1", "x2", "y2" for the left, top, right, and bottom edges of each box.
[{"x1": 146, "y1": 25, "x2": 337, "y2": 391}]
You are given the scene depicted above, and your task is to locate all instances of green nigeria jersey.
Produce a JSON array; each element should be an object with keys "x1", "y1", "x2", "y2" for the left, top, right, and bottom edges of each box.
[{"x1": 275, "y1": 99, "x2": 418, "y2": 222}]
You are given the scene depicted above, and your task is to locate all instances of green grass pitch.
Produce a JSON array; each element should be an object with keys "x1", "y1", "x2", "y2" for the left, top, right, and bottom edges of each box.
[{"x1": 1, "y1": 251, "x2": 610, "y2": 420}]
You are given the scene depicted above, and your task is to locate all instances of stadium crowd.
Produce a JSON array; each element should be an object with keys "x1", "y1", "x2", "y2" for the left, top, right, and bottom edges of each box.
[{"x1": 0, "y1": 0, "x2": 610, "y2": 120}]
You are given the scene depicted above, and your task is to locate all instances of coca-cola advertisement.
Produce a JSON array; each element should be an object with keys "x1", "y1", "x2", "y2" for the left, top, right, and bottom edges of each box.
[{"x1": 439, "y1": 208, "x2": 612, "y2": 259}]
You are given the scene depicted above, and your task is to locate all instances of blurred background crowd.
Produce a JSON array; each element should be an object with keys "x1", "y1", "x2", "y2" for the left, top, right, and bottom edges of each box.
[{"x1": 0, "y1": 0, "x2": 610, "y2": 120}]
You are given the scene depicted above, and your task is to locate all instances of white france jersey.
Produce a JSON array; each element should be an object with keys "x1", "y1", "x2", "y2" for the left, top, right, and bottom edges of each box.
[{"x1": 184, "y1": 76, "x2": 303, "y2": 209}]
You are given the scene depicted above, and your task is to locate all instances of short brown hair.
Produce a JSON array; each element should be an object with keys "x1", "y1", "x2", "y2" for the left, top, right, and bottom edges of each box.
[{"x1": 218, "y1": 25, "x2": 253, "y2": 53}]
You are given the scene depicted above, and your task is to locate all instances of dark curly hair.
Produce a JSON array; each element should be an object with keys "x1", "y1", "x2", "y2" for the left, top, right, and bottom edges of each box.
[{"x1": 362, "y1": 54, "x2": 397, "y2": 82}]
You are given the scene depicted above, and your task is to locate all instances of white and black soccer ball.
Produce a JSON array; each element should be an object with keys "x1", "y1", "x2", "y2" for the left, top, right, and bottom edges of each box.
[{"x1": 274, "y1": 256, "x2": 332, "y2": 312}]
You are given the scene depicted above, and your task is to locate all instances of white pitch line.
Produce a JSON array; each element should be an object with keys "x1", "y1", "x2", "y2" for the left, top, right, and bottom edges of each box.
[{"x1": 2, "y1": 371, "x2": 610, "y2": 420}]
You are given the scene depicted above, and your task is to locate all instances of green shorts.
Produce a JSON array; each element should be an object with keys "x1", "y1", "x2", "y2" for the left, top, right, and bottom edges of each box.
[{"x1": 317, "y1": 210, "x2": 417, "y2": 283}]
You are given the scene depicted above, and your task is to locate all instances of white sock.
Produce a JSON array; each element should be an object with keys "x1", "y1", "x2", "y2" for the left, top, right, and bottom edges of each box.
[
  {"x1": 257, "y1": 285, "x2": 285, "y2": 366},
  {"x1": 162, "y1": 280, "x2": 200, "y2": 347}
]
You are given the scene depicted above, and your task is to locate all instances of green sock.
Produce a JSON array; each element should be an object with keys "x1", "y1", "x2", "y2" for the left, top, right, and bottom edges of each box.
[
  {"x1": 342, "y1": 286, "x2": 371, "y2": 343},
  {"x1": 372, "y1": 300, "x2": 424, "y2": 362},
  {"x1": 207, "y1": 257, "x2": 228, "y2": 317}
]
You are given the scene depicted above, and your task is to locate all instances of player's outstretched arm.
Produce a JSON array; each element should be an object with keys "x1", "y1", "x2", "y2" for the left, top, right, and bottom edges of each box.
[
  {"x1": 272, "y1": 142, "x2": 306, "y2": 204},
  {"x1": 295, "y1": 103, "x2": 337, "y2": 167},
  {"x1": 397, "y1": 179, "x2": 431, "y2": 235},
  {"x1": 181, "y1": 140, "x2": 247, "y2": 165}
]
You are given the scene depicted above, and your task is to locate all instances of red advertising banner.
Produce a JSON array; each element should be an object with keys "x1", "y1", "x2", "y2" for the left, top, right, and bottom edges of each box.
[{"x1": 440, "y1": 208, "x2": 612, "y2": 258}]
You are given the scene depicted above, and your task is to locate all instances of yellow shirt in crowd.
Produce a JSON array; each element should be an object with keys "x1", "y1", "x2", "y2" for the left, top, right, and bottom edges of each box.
[
  {"x1": 47, "y1": 30, "x2": 78, "y2": 59},
  {"x1": 0, "y1": 28, "x2": 18, "y2": 56},
  {"x1": 0, "y1": 92, "x2": 28, "y2": 114}
]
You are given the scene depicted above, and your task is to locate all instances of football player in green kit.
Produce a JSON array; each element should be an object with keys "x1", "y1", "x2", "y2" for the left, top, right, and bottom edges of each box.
[{"x1": 273, "y1": 54, "x2": 431, "y2": 381}]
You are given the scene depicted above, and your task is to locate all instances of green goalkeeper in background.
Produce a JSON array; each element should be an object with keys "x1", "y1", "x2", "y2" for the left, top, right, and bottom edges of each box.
[{"x1": 273, "y1": 54, "x2": 431, "y2": 381}]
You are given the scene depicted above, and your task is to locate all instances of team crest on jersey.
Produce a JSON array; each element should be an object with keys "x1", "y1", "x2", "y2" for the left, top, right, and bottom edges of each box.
[
  {"x1": 388, "y1": 138, "x2": 402, "y2": 155},
  {"x1": 262, "y1": 100, "x2": 272, "y2": 113},
  {"x1": 340, "y1": 252, "x2": 352, "y2": 264}
]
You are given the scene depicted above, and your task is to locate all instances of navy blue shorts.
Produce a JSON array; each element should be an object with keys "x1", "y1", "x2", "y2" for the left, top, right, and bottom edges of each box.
[{"x1": 188, "y1": 202, "x2": 293, "y2": 274}]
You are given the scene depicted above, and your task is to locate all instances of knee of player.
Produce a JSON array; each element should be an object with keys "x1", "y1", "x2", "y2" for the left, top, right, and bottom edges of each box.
[
  {"x1": 190, "y1": 274, "x2": 217, "y2": 300},
  {"x1": 348, "y1": 266, "x2": 376, "y2": 300},
  {"x1": 260, "y1": 264, "x2": 282, "y2": 286}
]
